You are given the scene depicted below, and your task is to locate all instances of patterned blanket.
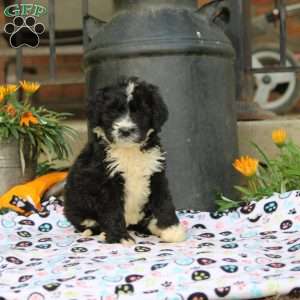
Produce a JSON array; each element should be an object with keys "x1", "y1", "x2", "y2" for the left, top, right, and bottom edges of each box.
[{"x1": 1, "y1": 192, "x2": 300, "y2": 300}]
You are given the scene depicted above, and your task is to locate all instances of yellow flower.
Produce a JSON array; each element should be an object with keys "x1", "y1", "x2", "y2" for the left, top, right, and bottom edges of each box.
[
  {"x1": 233, "y1": 156, "x2": 259, "y2": 177},
  {"x1": 20, "y1": 112, "x2": 39, "y2": 127},
  {"x1": 0, "y1": 91, "x2": 4, "y2": 103},
  {"x1": 272, "y1": 128, "x2": 287, "y2": 146},
  {"x1": 6, "y1": 104, "x2": 17, "y2": 117},
  {"x1": 0, "y1": 84, "x2": 18, "y2": 97},
  {"x1": 20, "y1": 81, "x2": 40, "y2": 94}
]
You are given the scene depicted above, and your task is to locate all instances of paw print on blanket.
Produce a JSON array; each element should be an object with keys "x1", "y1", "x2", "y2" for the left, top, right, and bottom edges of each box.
[
  {"x1": 264, "y1": 201, "x2": 278, "y2": 213},
  {"x1": 187, "y1": 292, "x2": 208, "y2": 300},
  {"x1": 288, "y1": 243, "x2": 300, "y2": 252},
  {"x1": 38, "y1": 223, "x2": 52, "y2": 232},
  {"x1": 197, "y1": 258, "x2": 216, "y2": 265},
  {"x1": 42, "y1": 282, "x2": 60, "y2": 291},
  {"x1": 221, "y1": 265, "x2": 238, "y2": 273},
  {"x1": 151, "y1": 263, "x2": 168, "y2": 271},
  {"x1": 125, "y1": 274, "x2": 143, "y2": 283},
  {"x1": 280, "y1": 219, "x2": 293, "y2": 230},
  {"x1": 215, "y1": 286, "x2": 231, "y2": 297},
  {"x1": 6, "y1": 256, "x2": 23, "y2": 265},
  {"x1": 15, "y1": 241, "x2": 32, "y2": 248},
  {"x1": 17, "y1": 230, "x2": 31, "y2": 238},
  {"x1": 191, "y1": 270, "x2": 210, "y2": 281},
  {"x1": 115, "y1": 283, "x2": 134, "y2": 296},
  {"x1": 4, "y1": 16, "x2": 45, "y2": 48},
  {"x1": 240, "y1": 203, "x2": 256, "y2": 214}
]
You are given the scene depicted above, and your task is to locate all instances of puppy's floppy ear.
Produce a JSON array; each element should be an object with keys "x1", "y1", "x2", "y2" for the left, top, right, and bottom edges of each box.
[
  {"x1": 87, "y1": 88, "x2": 105, "y2": 128},
  {"x1": 148, "y1": 84, "x2": 169, "y2": 132}
]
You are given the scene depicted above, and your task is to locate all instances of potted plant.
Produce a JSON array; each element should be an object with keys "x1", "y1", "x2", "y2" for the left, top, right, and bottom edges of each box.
[
  {"x1": 0, "y1": 81, "x2": 76, "y2": 195},
  {"x1": 217, "y1": 128, "x2": 300, "y2": 211}
]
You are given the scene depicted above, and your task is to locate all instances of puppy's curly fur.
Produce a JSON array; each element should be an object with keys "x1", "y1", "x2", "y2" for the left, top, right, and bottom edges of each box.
[{"x1": 64, "y1": 77, "x2": 186, "y2": 244}]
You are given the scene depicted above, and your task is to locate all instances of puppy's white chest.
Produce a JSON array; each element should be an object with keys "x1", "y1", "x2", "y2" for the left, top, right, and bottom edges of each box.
[{"x1": 105, "y1": 144, "x2": 165, "y2": 225}]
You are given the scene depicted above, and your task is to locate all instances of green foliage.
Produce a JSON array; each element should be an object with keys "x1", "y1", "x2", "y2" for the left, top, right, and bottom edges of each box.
[
  {"x1": 217, "y1": 138, "x2": 300, "y2": 211},
  {"x1": 0, "y1": 84, "x2": 77, "y2": 162},
  {"x1": 36, "y1": 160, "x2": 69, "y2": 177}
]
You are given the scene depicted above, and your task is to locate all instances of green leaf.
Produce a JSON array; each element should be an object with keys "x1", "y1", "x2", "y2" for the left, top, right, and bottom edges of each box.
[{"x1": 251, "y1": 142, "x2": 271, "y2": 165}]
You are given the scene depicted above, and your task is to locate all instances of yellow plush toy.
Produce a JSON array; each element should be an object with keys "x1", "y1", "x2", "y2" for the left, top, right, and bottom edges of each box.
[{"x1": 0, "y1": 172, "x2": 67, "y2": 215}]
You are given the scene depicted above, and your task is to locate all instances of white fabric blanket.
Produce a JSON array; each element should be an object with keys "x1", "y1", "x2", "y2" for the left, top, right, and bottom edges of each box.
[{"x1": 1, "y1": 191, "x2": 300, "y2": 300}]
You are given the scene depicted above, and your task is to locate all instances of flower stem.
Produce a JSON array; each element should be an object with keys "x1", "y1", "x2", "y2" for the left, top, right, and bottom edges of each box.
[
  {"x1": 248, "y1": 177, "x2": 257, "y2": 193},
  {"x1": 24, "y1": 93, "x2": 31, "y2": 106}
]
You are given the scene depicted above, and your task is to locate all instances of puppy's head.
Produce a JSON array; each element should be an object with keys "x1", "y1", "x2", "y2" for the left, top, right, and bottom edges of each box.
[{"x1": 89, "y1": 77, "x2": 168, "y2": 144}]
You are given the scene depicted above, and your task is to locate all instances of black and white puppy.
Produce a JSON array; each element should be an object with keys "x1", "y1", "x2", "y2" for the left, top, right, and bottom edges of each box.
[{"x1": 64, "y1": 77, "x2": 186, "y2": 244}]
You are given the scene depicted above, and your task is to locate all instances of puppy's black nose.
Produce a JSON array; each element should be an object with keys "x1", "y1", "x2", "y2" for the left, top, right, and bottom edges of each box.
[{"x1": 118, "y1": 127, "x2": 136, "y2": 137}]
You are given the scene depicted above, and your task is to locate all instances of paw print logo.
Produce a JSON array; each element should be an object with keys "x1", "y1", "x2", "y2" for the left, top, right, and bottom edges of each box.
[{"x1": 4, "y1": 16, "x2": 45, "y2": 48}]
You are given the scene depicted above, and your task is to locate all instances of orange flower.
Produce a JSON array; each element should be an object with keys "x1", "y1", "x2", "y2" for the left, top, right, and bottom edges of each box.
[
  {"x1": 6, "y1": 104, "x2": 16, "y2": 117},
  {"x1": 0, "y1": 91, "x2": 4, "y2": 103},
  {"x1": 20, "y1": 81, "x2": 40, "y2": 94},
  {"x1": 272, "y1": 128, "x2": 287, "y2": 146},
  {"x1": 20, "y1": 112, "x2": 39, "y2": 126},
  {"x1": 233, "y1": 156, "x2": 259, "y2": 177}
]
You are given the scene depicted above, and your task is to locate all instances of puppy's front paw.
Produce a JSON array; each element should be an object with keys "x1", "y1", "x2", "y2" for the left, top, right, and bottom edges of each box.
[
  {"x1": 160, "y1": 223, "x2": 187, "y2": 243},
  {"x1": 82, "y1": 229, "x2": 93, "y2": 237},
  {"x1": 98, "y1": 232, "x2": 106, "y2": 242}
]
